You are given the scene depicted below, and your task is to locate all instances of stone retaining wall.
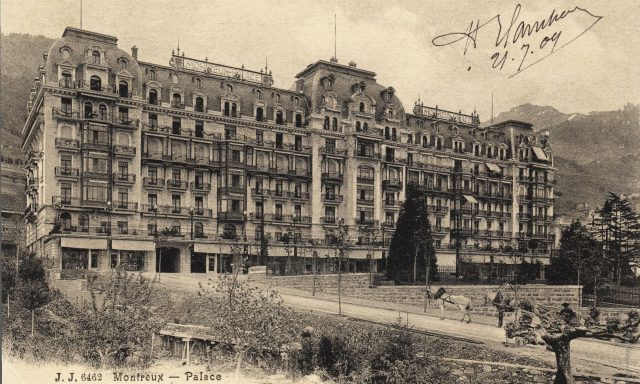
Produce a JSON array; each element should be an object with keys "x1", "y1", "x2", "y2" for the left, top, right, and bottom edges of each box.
[{"x1": 249, "y1": 274, "x2": 581, "y2": 316}]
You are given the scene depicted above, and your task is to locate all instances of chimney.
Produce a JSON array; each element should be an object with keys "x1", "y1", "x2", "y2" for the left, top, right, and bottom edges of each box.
[
  {"x1": 348, "y1": 61, "x2": 357, "y2": 67},
  {"x1": 330, "y1": 57, "x2": 338, "y2": 63},
  {"x1": 131, "y1": 45, "x2": 138, "y2": 60}
]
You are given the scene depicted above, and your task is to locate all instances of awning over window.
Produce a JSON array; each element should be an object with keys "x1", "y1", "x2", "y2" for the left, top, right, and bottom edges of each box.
[
  {"x1": 112, "y1": 240, "x2": 155, "y2": 251},
  {"x1": 486, "y1": 162, "x2": 502, "y2": 173},
  {"x1": 463, "y1": 195, "x2": 478, "y2": 204},
  {"x1": 194, "y1": 243, "x2": 219, "y2": 254},
  {"x1": 61, "y1": 237, "x2": 107, "y2": 249},
  {"x1": 532, "y1": 147, "x2": 549, "y2": 161}
]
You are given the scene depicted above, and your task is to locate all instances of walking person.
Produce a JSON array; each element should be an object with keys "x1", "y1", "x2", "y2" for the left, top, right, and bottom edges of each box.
[{"x1": 493, "y1": 290, "x2": 505, "y2": 327}]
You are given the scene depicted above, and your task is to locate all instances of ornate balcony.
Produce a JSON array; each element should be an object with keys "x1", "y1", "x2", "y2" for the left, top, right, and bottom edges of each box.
[
  {"x1": 113, "y1": 145, "x2": 136, "y2": 157},
  {"x1": 321, "y1": 171, "x2": 343, "y2": 184},
  {"x1": 55, "y1": 138, "x2": 79, "y2": 150},
  {"x1": 382, "y1": 178, "x2": 403, "y2": 189},
  {"x1": 167, "y1": 179, "x2": 189, "y2": 191},
  {"x1": 143, "y1": 177, "x2": 165, "y2": 189},
  {"x1": 55, "y1": 167, "x2": 79, "y2": 179},
  {"x1": 322, "y1": 194, "x2": 344, "y2": 203},
  {"x1": 191, "y1": 182, "x2": 212, "y2": 192},
  {"x1": 113, "y1": 173, "x2": 136, "y2": 184}
]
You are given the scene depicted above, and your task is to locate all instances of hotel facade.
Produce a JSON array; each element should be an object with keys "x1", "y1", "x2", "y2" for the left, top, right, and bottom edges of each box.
[{"x1": 22, "y1": 28, "x2": 556, "y2": 277}]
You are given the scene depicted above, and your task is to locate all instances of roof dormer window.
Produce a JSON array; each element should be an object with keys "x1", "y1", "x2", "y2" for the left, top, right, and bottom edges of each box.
[
  {"x1": 359, "y1": 102, "x2": 365, "y2": 113},
  {"x1": 92, "y1": 50, "x2": 100, "y2": 65}
]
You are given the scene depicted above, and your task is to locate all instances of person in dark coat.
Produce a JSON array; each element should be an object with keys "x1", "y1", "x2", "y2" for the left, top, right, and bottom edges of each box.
[
  {"x1": 559, "y1": 303, "x2": 576, "y2": 323},
  {"x1": 493, "y1": 291, "x2": 506, "y2": 327}
]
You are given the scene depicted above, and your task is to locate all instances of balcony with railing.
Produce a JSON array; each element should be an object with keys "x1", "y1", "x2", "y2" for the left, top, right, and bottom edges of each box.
[
  {"x1": 321, "y1": 216, "x2": 338, "y2": 225},
  {"x1": 517, "y1": 213, "x2": 532, "y2": 220},
  {"x1": 218, "y1": 211, "x2": 245, "y2": 221},
  {"x1": 52, "y1": 196, "x2": 80, "y2": 207},
  {"x1": 322, "y1": 194, "x2": 344, "y2": 203},
  {"x1": 83, "y1": 138, "x2": 110, "y2": 151},
  {"x1": 113, "y1": 145, "x2": 136, "y2": 157},
  {"x1": 218, "y1": 185, "x2": 245, "y2": 195},
  {"x1": 356, "y1": 218, "x2": 379, "y2": 226},
  {"x1": 319, "y1": 147, "x2": 347, "y2": 156},
  {"x1": 143, "y1": 177, "x2": 165, "y2": 189},
  {"x1": 55, "y1": 167, "x2": 79, "y2": 178},
  {"x1": 356, "y1": 198, "x2": 375, "y2": 206},
  {"x1": 427, "y1": 205, "x2": 448, "y2": 214},
  {"x1": 142, "y1": 151, "x2": 163, "y2": 161},
  {"x1": 383, "y1": 199, "x2": 400, "y2": 208},
  {"x1": 167, "y1": 179, "x2": 189, "y2": 191},
  {"x1": 353, "y1": 126, "x2": 383, "y2": 138},
  {"x1": 354, "y1": 149, "x2": 381, "y2": 159},
  {"x1": 113, "y1": 201, "x2": 138, "y2": 211},
  {"x1": 52, "y1": 107, "x2": 81, "y2": 120},
  {"x1": 321, "y1": 171, "x2": 343, "y2": 183},
  {"x1": 191, "y1": 182, "x2": 211, "y2": 192},
  {"x1": 84, "y1": 169, "x2": 109, "y2": 179},
  {"x1": 357, "y1": 174, "x2": 375, "y2": 184},
  {"x1": 55, "y1": 137, "x2": 80, "y2": 150},
  {"x1": 382, "y1": 178, "x2": 403, "y2": 189},
  {"x1": 291, "y1": 191, "x2": 311, "y2": 200}
]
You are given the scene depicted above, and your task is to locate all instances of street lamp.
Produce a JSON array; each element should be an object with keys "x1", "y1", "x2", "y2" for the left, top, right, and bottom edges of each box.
[
  {"x1": 106, "y1": 201, "x2": 112, "y2": 268},
  {"x1": 188, "y1": 206, "x2": 195, "y2": 240},
  {"x1": 153, "y1": 203, "x2": 162, "y2": 281}
]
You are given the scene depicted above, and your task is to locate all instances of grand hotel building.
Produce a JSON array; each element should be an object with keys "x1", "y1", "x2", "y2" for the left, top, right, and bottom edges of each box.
[{"x1": 22, "y1": 28, "x2": 556, "y2": 276}]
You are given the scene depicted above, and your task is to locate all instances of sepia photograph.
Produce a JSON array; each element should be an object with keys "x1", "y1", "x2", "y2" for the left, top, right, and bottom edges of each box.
[{"x1": 1, "y1": 1, "x2": 639, "y2": 383}]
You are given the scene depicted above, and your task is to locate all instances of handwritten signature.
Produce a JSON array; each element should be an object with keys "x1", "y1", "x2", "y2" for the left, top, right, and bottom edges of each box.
[{"x1": 432, "y1": 4, "x2": 602, "y2": 78}]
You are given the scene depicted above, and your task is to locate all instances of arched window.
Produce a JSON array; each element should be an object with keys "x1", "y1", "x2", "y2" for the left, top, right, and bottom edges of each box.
[
  {"x1": 436, "y1": 137, "x2": 443, "y2": 150},
  {"x1": 391, "y1": 128, "x2": 397, "y2": 141},
  {"x1": 295, "y1": 113, "x2": 302, "y2": 128},
  {"x1": 61, "y1": 71, "x2": 72, "y2": 87},
  {"x1": 171, "y1": 73, "x2": 178, "y2": 84},
  {"x1": 120, "y1": 60, "x2": 127, "y2": 70},
  {"x1": 363, "y1": 122, "x2": 368, "y2": 132},
  {"x1": 256, "y1": 107, "x2": 264, "y2": 121},
  {"x1": 84, "y1": 102, "x2": 94, "y2": 118},
  {"x1": 276, "y1": 110, "x2": 284, "y2": 125},
  {"x1": 118, "y1": 81, "x2": 129, "y2": 97},
  {"x1": 172, "y1": 93, "x2": 181, "y2": 108},
  {"x1": 355, "y1": 121, "x2": 361, "y2": 131},
  {"x1": 223, "y1": 224, "x2": 236, "y2": 239},
  {"x1": 148, "y1": 69, "x2": 156, "y2": 80},
  {"x1": 60, "y1": 212, "x2": 72, "y2": 231},
  {"x1": 92, "y1": 50, "x2": 101, "y2": 64},
  {"x1": 195, "y1": 78, "x2": 202, "y2": 88},
  {"x1": 231, "y1": 103, "x2": 237, "y2": 117},
  {"x1": 226, "y1": 84, "x2": 233, "y2": 93},
  {"x1": 79, "y1": 214, "x2": 89, "y2": 232},
  {"x1": 384, "y1": 126, "x2": 390, "y2": 140},
  {"x1": 255, "y1": 89, "x2": 261, "y2": 99},
  {"x1": 275, "y1": 93, "x2": 280, "y2": 103},
  {"x1": 332, "y1": 117, "x2": 338, "y2": 131},
  {"x1": 359, "y1": 102, "x2": 365, "y2": 112},
  {"x1": 293, "y1": 97, "x2": 299, "y2": 106},
  {"x1": 195, "y1": 97, "x2": 204, "y2": 112},
  {"x1": 90, "y1": 75, "x2": 101, "y2": 91},
  {"x1": 148, "y1": 89, "x2": 158, "y2": 105},
  {"x1": 224, "y1": 102, "x2": 230, "y2": 116},
  {"x1": 323, "y1": 116, "x2": 330, "y2": 130},
  {"x1": 98, "y1": 104, "x2": 107, "y2": 120},
  {"x1": 194, "y1": 222, "x2": 204, "y2": 238},
  {"x1": 422, "y1": 135, "x2": 428, "y2": 148}
]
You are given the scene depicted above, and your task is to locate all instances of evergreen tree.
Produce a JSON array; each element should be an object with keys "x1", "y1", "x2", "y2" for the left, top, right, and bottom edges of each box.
[
  {"x1": 547, "y1": 221, "x2": 603, "y2": 287},
  {"x1": 387, "y1": 183, "x2": 437, "y2": 283}
]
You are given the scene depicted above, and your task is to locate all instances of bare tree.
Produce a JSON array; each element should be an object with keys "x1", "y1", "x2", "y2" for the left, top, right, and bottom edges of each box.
[
  {"x1": 505, "y1": 305, "x2": 639, "y2": 384},
  {"x1": 325, "y1": 221, "x2": 351, "y2": 315}
]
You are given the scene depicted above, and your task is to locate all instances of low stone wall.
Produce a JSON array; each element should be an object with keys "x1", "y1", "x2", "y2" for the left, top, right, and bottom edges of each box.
[{"x1": 249, "y1": 274, "x2": 581, "y2": 316}]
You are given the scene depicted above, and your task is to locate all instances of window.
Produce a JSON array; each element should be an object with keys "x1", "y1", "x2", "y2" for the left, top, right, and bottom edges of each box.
[
  {"x1": 231, "y1": 174, "x2": 241, "y2": 187},
  {"x1": 79, "y1": 214, "x2": 89, "y2": 232},
  {"x1": 60, "y1": 182, "x2": 72, "y2": 204},
  {"x1": 61, "y1": 154, "x2": 72, "y2": 173},
  {"x1": 275, "y1": 133, "x2": 283, "y2": 149},
  {"x1": 195, "y1": 120, "x2": 204, "y2": 138},
  {"x1": 172, "y1": 117, "x2": 181, "y2": 134},
  {"x1": 194, "y1": 222, "x2": 204, "y2": 238},
  {"x1": 255, "y1": 130, "x2": 263, "y2": 144},
  {"x1": 98, "y1": 104, "x2": 107, "y2": 120},
  {"x1": 84, "y1": 102, "x2": 93, "y2": 118},
  {"x1": 195, "y1": 78, "x2": 202, "y2": 88},
  {"x1": 195, "y1": 96, "x2": 204, "y2": 112},
  {"x1": 356, "y1": 121, "x2": 361, "y2": 131},
  {"x1": 223, "y1": 224, "x2": 236, "y2": 239},
  {"x1": 275, "y1": 204, "x2": 283, "y2": 220},
  {"x1": 148, "y1": 194, "x2": 157, "y2": 210},
  {"x1": 323, "y1": 117, "x2": 330, "y2": 130},
  {"x1": 92, "y1": 50, "x2": 101, "y2": 64},
  {"x1": 195, "y1": 196, "x2": 204, "y2": 214},
  {"x1": 225, "y1": 126, "x2": 236, "y2": 140},
  {"x1": 325, "y1": 206, "x2": 336, "y2": 220},
  {"x1": 407, "y1": 153, "x2": 413, "y2": 165},
  {"x1": 90, "y1": 75, "x2": 101, "y2": 90},
  {"x1": 60, "y1": 71, "x2": 72, "y2": 87},
  {"x1": 295, "y1": 136, "x2": 302, "y2": 151},
  {"x1": 231, "y1": 200, "x2": 241, "y2": 212},
  {"x1": 359, "y1": 102, "x2": 365, "y2": 112},
  {"x1": 118, "y1": 162, "x2": 128, "y2": 179},
  {"x1": 85, "y1": 185, "x2": 107, "y2": 203},
  {"x1": 363, "y1": 122, "x2": 369, "y2": 132},
  {"x1": 148, "y1": 222, "x2": 158, "y2": 236},
  {"x1": 118, "y1": 189, "x2": 128, "y2": 208},
  {"x1": 408, "y1": 134, "x2": 413, "y2": 144},
  {"x1": 224, "y1": 102, "x2": 230, "y2": 116},
  {"x1": 275, "y1": 110, "x2": 284, "y2": 125},
  {"x1": 118, "y1": 81, "x2": 129, "y2": 97},
  {"x1": 325, "y1": 185, "x2": 336, "y2": 199},
  {"x1": 385, "y1": 212, "x2": 394, "y2": 226},
  {"x1": 255, "y1": 178, "x2": 264, "y2": 193},
  {"x1": 148, "y1": 167, "x2": 158, "y2": 184},
  {"x1": 149, "y1": 69, "x2": 156, "y2": 80},
  {"x1": 172, "y1": 195, "x2": 181, "y2": 213},
  {"x1": 294, "y1": 205, "x2": 302, "y2": 221},
  {"x1": 275, "y1": 180, "x2": 283, "y2": 196},
  {"x1": 255, "y1": 226, "x2": 263, "y2": 241},
  {"x1": 118, "y1": 221, "x2": 128, "y2": 234},
  {"x1": 255, "y1": 201, "x2": 264, "y2": 217},
  {"x1": 61, "y1": 98, "x2": 72, "y2": 114},
  {"x1": 148, "y1": 89, "x2": 158, "y2": 105},
  {"x1": 172, "y1": 93, "x2": 182, "y2": 108},
  {"x1": 325, "y1": 138, "x2": 336, "y2": 152},
  {"x1": 295, "y1": 114, "x2": 302, "y2": 127},
  {"x1": 172, "y1": 169, "x2": 181, "y2": 183},
  {"x1": 231, "y1": 150, "x2": 241, "y2": 162},
  {"x1": 332, "y1": 117, "x2": 338, "y2": 131},
  {"x1": 148, "y1": 113, "x2": 158, "y2": 128},
  {"x1": 118, "y1": 107, "x2": 129, "y2": 124},
  {"x1": 385, "y1": 147, "x2": 395, "y2": 162},
  {"x1": 256, "y1": 107, "x2": 264, "y2": 121},
  {"x1": 231, "y1": 103, "x2": 237, "y2": 117}
]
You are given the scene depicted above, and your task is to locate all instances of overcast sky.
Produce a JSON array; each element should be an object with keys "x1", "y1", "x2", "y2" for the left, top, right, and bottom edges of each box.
[{"x1": 2, "y1": 0, "x2": 638, "y2": 121}]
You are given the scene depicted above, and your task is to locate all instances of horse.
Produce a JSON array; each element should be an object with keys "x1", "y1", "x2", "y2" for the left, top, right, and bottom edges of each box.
[{"x1": 432, "y1": 287, "x2": 472, "y2": 323}]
